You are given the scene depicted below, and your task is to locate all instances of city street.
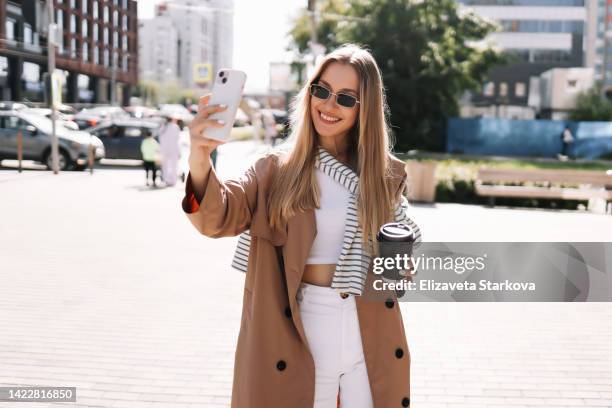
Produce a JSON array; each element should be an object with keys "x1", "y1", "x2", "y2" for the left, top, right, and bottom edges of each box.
[{"x1": 1, "y1": 140, "x2": 612, "y2": 407}]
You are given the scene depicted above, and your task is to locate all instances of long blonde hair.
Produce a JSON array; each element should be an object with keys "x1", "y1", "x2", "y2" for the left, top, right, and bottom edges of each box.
[{"x1": 268, "y1": 44, "x2": 396, "y2": 249}]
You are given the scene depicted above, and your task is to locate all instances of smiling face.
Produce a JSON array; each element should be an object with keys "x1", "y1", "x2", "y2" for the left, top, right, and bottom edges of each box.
[{"x1": 310, "y1": 62, "x2": 360, "y2": 142}]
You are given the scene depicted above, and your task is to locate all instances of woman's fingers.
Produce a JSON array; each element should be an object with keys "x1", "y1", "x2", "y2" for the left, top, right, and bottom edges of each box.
[
  {"x1": 188, "y1": 93, "x2": 229, "y2": 154},
  {"x1": 189, "y1": 118, "x2": 226, "y2": 139},
  {"x1": 200, "y1": 104, "x2": 227, "y2": 117},
  {"x1": 191, "y1": 135, "x2": 224, "y2": 150},
  {"x1": 195, "y1": 94, "x2": 226, "y2": 118},
  {"x1": 189, "y1": 94, "x2": 227, "y2": 138}
]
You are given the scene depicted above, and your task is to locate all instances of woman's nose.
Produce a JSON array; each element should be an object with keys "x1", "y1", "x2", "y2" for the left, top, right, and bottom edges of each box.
[{"x1": 323, "y1": 94, "x2": 339, "y2": 110}]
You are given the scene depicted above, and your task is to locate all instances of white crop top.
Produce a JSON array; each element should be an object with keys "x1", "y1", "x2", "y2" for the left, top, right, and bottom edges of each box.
[{"x1": 305, "y1": 167, "x2": 351, "y2": 264}]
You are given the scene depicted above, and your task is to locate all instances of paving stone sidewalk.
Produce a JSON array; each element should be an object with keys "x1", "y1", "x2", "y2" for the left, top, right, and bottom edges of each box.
[{"x1": 1, "y1": 141, "x2": 611, "y2": 407}]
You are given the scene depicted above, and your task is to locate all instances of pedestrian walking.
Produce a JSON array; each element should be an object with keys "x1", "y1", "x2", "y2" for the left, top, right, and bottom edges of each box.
[
  {"x1": 159, "y1": 114, "x2": 181, "y2": 186},
  {"x1": 140, "y1": 130, "x2": 160, "y2": 187},
  {"x1": 183, "y1": 44, "x2": 421, "y2": 407},
  {"x1": 560, "y1": 124, "x2": 575, "y2": 159}
]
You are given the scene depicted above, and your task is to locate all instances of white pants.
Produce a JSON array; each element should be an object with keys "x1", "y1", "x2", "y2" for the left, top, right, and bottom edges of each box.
[
  {"x1": 297, "y1": 282, "x2": 374, "y2": 408},
  {"x1": 162, "y1": 157, "x2": 178, "y2": 186}
]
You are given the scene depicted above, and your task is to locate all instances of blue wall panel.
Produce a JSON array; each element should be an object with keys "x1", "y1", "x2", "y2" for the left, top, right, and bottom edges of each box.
[{"x1": 447, "y1": 117, "x2": 612, "y2": 159}]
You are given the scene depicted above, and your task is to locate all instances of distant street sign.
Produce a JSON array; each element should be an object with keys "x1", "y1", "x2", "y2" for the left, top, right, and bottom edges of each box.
[{"x1": 193, "y1": 63, "x2": 213, "y2": 85}]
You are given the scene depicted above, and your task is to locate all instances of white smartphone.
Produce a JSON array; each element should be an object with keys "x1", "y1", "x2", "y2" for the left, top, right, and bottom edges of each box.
[{"x1": 205, "y1": 69, "x2": 247, "y2": 142}]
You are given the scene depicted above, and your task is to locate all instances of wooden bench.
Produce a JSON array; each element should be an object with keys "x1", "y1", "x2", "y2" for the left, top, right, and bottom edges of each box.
[{"x1": 475, "y1": 168, "x2": 612, "y2": 213}]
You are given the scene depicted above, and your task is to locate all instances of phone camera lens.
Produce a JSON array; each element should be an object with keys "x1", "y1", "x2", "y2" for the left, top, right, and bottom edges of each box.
[
  {"x1": 222, "y1": 78, "x2": 227, "y2": 84},
  {"x1": 219, "y1": 71, "x2": 225, "y2": 78}
]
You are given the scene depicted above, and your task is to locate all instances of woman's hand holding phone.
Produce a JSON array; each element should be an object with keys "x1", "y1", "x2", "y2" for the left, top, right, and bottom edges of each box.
[
  {"x1": 188, "y1": 94, "x2": 227, "y2": 160},
  {"x1": 187, "y1": 94, "x2": 227, "y2": 200}
]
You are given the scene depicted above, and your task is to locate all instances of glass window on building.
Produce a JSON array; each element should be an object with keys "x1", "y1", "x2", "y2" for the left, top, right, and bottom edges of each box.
[
  {"x1": 122, "y1": 35, "x2": 128, "y2": 51},
  {"x1": 104, "y1": 49, "x2": 109, "y2": 66},
  {"x1": 483, "y1": 81, "x2": 495, "y2": 97},
  {"x1": 56, "y1": 10, "x2": 63, "y2": 31},
  {"x1": 113, "y1": 10, "x2": 118, "y2": 25},
  {"x1": 93, "y1": 47, "x2": 99, "y2": 64},
  {"x1": 82, "y1": 19, "x2": 88, "y2": 37},
  {"x1": 113, "y1": 31, "x2": 118, "y2": 48},
  {"x1": 93, "y1": 24, "x2": 98, "y2": 41},
  {"x1": 83, "y1": 42, "x2": 88, "y2": 62},
  {"x1": 22, "y1": 62, "x2": 44, "y2": 102},
  {"x1": 0, "y1": 55, "x2": 7, "y2": 75},
  {"x1": 70, "y1": 15, "x2": 76, "y2": 33},
  {"x1": 5, "y1": 18, "x2": 16, "y2": 41},
  {"x1": 515, "y1": 82, "x2": 526, "y2": 97},
  {"x1": 104, "y1": 6, "x2": 109, "y2": 22},
  {"x1": 70, "y1": 0, "x2": 76, "y2": 8},
  {"x1": 532, "y1": 49, "x2": 572, "y2": 63},
  {"x1": 122, "y1": 14, "x2": 128, "y2": 30},
  {"x1": 71, "y1": 38, "x2": 77, "y2": 58},
  {"x1": 24, "y1": 23, "x2": 33, "y2": 44},
  {"x1": 77, "y1": 74, "x2": 93, "y2": 103},
  {"x1": 82, "y1": 0, "x2": 88, "y2": 14},
  {"x1": 103, "y1": 27, "x2": 108, "y2": 43},
  {"x1": 123, "y1": 55, "x2": 128, "y2": 72},
  {"x1": 93, "y1": 1, "x2": 98, "y2": 19},
  {"x1": 499, "y1": 82, "x2": 508, "y2": 97}
]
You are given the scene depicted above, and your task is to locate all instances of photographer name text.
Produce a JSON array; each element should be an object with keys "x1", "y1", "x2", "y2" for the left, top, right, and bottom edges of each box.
[{"x1": 373, "y1": 279, "x2": 536, "y2": 291}]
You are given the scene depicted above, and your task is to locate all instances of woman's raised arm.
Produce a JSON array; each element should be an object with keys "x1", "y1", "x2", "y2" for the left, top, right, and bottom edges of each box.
[{"x1": 182, "y1": 94, "x2": 259, "y2": 238}]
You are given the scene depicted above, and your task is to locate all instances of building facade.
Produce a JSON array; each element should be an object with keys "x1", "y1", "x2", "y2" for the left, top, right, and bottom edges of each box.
[
  {"x1": 458, "y1": 0, "x2": 590, "y2": 117},
  {"x1": 138, "y1": 16, "x2": 177, "y2": 83},
  {"x1": 592, "y1": 0, "x2": 612, "y2": 90},
  {"x1": 0, "y1": 0, "x2": 138, "y2": 105},
  {"x1": 138, "y1": 0, "x2": 233, "y2": 90}
]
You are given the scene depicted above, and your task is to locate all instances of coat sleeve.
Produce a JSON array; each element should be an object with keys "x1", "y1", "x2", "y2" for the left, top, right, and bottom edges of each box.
[
  {"x1": 392, "y1": 165, "x2": 423, "y2": 283},
  {"x1": 181, "y1": 157, "x2": 262, "y2": 238},
  {"x1": 395, "y1": 167, "x2": 422, "y2": 246}
]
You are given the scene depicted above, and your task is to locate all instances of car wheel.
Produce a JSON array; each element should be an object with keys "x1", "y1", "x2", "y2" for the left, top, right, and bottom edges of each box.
[{"x1": 44, "y1": 149, "x2": 72, "y2": 171}]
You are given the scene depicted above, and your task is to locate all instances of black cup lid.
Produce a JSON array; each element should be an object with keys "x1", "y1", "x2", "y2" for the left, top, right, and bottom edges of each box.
[{"x1": 377, "y1": 222, "x2": 415, "y2": 242}]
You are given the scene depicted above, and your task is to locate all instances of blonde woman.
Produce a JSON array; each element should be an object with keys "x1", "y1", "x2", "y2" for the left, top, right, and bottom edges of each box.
[{"x1": 183, "y1": 44, "x2": 420, "y2": 408}]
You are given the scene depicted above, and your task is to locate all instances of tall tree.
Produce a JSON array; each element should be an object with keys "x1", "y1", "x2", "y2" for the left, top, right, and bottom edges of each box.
[
  {"x1": 569, "y1": 82, "x2": 612, "y2": 122},
  {"x1": 288, "y1": 0, "x2": 348, "y2": 56},
  {"x1": 288, "y1": 0, "x2": 506, "y2": 151}
]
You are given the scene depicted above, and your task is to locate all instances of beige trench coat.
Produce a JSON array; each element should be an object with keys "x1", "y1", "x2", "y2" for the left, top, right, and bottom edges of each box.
[{"x1": 182, "y1": 152, "x2": 412, "y2": 408}]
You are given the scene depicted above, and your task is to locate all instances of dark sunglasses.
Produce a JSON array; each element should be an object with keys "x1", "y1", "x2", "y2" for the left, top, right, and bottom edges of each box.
[{"x1": 309, "y1": 84, "x2": 360, "y2": 108}]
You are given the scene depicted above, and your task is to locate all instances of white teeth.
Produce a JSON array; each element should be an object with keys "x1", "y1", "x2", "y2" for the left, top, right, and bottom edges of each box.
[{"x1": 320, "y1": 112, "x2": 340, "y2": 123}]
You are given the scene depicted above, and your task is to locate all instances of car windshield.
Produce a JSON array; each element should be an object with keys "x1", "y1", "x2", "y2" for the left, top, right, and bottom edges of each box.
[{"x1": 19, "y1": 113, "x2": 79, "y2": 134}]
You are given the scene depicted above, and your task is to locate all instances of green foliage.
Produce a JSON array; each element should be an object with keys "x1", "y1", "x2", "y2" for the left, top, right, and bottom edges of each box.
[
  {"x1": 287, "y1": 0, "x2": 506, "y2": 152},
  {"x1": 133, "y1": 81, "x2": 160, "y2": 106},
  {"x1": 288, "y1": 0, "x2": 349, "y2": 55},
  {"x1": 569, "y1": 81, "x2": 612, "y2": 122}
]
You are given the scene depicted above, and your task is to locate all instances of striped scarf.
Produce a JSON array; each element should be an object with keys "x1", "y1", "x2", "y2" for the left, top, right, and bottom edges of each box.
[{"x1": 231, "y1": 147, "x2": 422, "y2": 296}]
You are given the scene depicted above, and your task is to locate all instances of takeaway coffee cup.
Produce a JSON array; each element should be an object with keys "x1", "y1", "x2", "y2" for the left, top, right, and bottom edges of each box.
[{"x1": 376, "y1": 222, "x2": 417, "y2": 296}]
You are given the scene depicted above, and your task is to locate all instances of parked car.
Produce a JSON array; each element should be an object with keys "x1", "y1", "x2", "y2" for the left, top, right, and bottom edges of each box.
[
  {"x1": 158, "y1": 104, "x2": 194, "y2": 125},
  {"x1": 124, "y1": 106, "x2": 160, "y2": 120},
  {"x1": 74, "y1": 106, "x2": 130, "y2": 130},
  {"x1": 0, "y1": 110, "x2": 105, "y2": 170},
  {"x1": 87, "y1": 119, "x2": 161, "y2": 160},
  {"x1": 21, "y1": 108, "x2": 80, "y2": 131}
]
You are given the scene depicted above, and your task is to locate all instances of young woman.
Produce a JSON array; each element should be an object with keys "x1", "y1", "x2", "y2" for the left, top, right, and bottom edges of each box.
[{"x1": 183, "y1": 44, "x2": 419, "y2": 408}]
